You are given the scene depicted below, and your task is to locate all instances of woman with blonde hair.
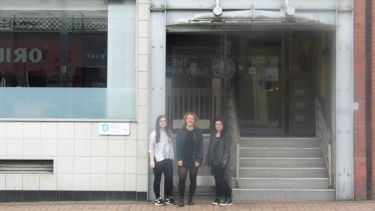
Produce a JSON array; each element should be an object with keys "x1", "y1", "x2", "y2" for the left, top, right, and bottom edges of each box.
[{"x1": 175, "y1": 112, "x2": 203, "y2": 207}]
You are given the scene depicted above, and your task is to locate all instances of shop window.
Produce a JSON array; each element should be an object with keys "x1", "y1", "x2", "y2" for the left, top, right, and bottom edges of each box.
[{"x1": 0, "y1": 0, "x2": 136, "y2": 119}]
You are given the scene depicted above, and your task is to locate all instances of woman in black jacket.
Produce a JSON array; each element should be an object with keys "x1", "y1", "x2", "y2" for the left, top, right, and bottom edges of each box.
[
  {"x1": 205, "y1": 119, "x2": 232, "y2": 206},
  {"x1": 175, "y1": 112, "x2": 203, "y2": 207}
]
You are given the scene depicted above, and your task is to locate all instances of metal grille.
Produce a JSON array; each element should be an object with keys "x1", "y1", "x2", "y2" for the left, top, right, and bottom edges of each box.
[
  {"x1": 0, "y1": 160, "x2": 53, "y2": 174},
  {"x1": 171, "y1": 88, "x2": 211, "y2": 120},
  {"x1": 0, "y1": 17, "x2": 107, "y2": 32}
]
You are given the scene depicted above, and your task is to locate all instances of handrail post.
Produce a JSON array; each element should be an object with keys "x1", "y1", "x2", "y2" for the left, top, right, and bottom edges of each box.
[{"x1": 236, "y1": 139, "x2": 240, "y2": 187}]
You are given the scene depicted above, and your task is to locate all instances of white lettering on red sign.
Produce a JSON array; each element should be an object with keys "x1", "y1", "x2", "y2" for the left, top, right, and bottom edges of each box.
[{"x1": 0, "y1": 48, "x2": 43, "y2": 63}]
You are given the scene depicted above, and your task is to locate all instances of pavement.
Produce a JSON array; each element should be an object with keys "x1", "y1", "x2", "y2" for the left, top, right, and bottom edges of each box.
[{"x1": 0, "y1": 201, "x2": 375, "y2": 211}]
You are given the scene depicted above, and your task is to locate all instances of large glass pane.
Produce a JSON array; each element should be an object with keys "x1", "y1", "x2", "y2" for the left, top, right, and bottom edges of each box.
[
  {"x1": 166, "y1": 34, "x2": 221, "y2": 131},
  {"x1": 0, "y1": 0, "x2": 136, "y2": 119},
  {"x1": 235, "y1": 36, "x2": 282, "y2": 133}
]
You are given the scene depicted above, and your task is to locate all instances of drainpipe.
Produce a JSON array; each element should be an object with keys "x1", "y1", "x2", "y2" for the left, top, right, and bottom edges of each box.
[{"x1": 366, "y1": 0, "x2": 373, "y2": 200}]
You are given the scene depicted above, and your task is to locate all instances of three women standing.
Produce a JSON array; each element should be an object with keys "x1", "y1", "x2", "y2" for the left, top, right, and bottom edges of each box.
[
  {"x1": 175, "y1": 112, "x2": 203, "y2": 207},
  {"x1": 205, "y1": 119, "x2": 232, "y2": 206},
  {"x1": 149, "y1": 115, "x2": 176, "y2": 205},
  {"x1": 149, "y1": 114, "x2": 232, "y2": 206}
]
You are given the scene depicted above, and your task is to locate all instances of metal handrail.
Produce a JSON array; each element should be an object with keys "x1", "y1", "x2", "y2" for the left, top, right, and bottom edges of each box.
[
  {"x1": 316, "y1": 99, "x2": 333, "y2": 187},
  {"x1": 227, "y1": 88, "x2": 241, "y2": 187}
]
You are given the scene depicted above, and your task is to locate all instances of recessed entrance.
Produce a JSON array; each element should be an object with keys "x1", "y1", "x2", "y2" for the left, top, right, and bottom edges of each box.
[{"x1": 166, "y1": 31, "x2": 333, "y2": 136}]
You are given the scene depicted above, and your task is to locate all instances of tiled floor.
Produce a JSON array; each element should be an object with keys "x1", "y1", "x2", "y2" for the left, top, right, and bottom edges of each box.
[{"x1": 0, "y1": 201, "x2": 375, "y2": 211}]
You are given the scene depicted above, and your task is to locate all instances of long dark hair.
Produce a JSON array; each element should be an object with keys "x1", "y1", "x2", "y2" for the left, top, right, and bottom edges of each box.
[
  {"x1": 155, "y1": 115, "x2": 172, "y2": 143},
  {"x1": 213, "y1": 119, "x2": 226, "y2": 138}
]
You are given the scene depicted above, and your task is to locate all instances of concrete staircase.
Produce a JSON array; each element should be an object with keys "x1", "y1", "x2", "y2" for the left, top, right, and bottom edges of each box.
[{"x1": 232, "y1": 137, "x2": 335, "y2": 201}]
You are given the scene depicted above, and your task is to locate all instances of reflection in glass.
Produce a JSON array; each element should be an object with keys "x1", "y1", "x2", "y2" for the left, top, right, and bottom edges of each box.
[{"x1": 0, "y1": 10, "x2": 107, "y2": 88}]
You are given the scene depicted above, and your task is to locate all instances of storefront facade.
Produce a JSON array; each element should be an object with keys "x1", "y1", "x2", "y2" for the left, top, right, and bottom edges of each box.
[{"x1": 1, "y1": 0, "x2": 373, "y2": 202}]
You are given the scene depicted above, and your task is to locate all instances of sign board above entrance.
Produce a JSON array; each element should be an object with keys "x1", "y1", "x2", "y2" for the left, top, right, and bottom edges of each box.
[{"x1": 99, "y1": 123, "x2": 130, "y2": 136}]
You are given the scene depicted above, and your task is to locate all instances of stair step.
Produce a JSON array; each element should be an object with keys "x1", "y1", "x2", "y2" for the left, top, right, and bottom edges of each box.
[
  {"x1": 240, "y1": 147, "x2": 322, "y2": 157},
  {"x1": 240, "y1": 157, "x2": 326, "y2": 167},
  {"x1": 233, "y1": 188, "x2": 335, "y2": 201},
  {"x1": 233, "y1": 178, "x2": 330, "y2": 189},
  {"x1": 240, "y1": 138, "x2": 319, "y2": 148},
  {"x1": 239, "y1": 167, "x2": 328, "y2": 178}
]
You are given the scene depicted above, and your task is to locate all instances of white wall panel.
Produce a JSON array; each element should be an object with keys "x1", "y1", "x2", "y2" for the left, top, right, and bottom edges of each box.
[
  {"x1": 57, "y1": 174, "x2": 73, "y2": 190},
  {"x1": 6, "y1": 175, "x2": 23, "y2": 190},
  {"x1": 23, "y1": 140, "x2": 41, "y2": 156},
  {"x1": 40, "y1": 175, "x2": 57, "y2": 190},
  {"x1": 125, "y1": 174, "x2": 136, "y2": 190},
  {"x1": 74, "y1": 123, "x2": 92, "y2": 140},
  {"x1": 40, "y1": 140, "x2": 57, "y2": 157},
  {"x1": 335, "y1": 10, "x2": 354, "y2": 200},
  {"x1": 0, "y1": 122, "x2": 5, "y2": 139},
  {"x1": 57, "y1": 123, "x2": 74, "y2": 140},
  {"x1": 108, "y1": 157, "x2": 125, "y2": 173},
  {"x1": 73, "y1": 174, "x2": 91, "y2": 190},
  {"x1": 149, "y1": 11, "x2": 166, "y2": 130},
  {"x1": 91, "y1": 140, "x2": 108, "y2": 157},
  {"x1": 124, "y1": 157, "x2": 137, "y2": 174},
  {"x1": 108, "y1": 140, "x2": 125, "y2": 156},
  {"x1": 24, "y1": 123, "x2": 41, "y2": 140},
  {"x1": 90, "y1": 174, "x2": 107, "y2": 190},
  {"x1": 108, "y1": 174, "x2": 125, "y2": 190},
  {"x1": 6, "y1": 123, "x2": 23, "y2": 139},
  {"x1": 41, "y1": 123, "x2": 58, "y2": 139},
  {"x1": 74, "y1": 140, "x2": 91, "y2": 157},
  {"x1": 23, "y1": 175, "x2": 40, "y2": 190},
  {"x1": 56, "y1": 157, "x2": 74, "y2": 173},
  {"x1": 57, "y1": 140, "x2": 74, "y2": 156},
  {"x1": 0, "y1": 175, "x2": 5, "y2": 189},
  {"x1": 74, "y1": 157, "x2": 91, "y2": 174},
  {"x1": 91, "y1": 157, "x2": 108, "y2": 173}
]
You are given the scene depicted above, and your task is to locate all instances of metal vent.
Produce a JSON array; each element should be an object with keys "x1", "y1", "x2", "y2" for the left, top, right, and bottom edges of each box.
[{"x1": 0, "y1": 160, "x2": 53, "y2": 174}]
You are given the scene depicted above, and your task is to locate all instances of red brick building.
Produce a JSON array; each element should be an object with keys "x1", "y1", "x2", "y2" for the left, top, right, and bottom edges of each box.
[{"x1": 354, "y1": 0, "x2": 374, "y2": 200}]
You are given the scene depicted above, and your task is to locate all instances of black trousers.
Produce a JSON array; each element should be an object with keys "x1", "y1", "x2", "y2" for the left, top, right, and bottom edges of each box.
[
  {"x1": 212, "y1": 165, "x2": 232, "y2": 198},
  {"x1": 153, "y1": 158, "x2": 173, "y2": 198},
  {"x1": 178, "y1": 165, "x2": 199, "y2": 199}
]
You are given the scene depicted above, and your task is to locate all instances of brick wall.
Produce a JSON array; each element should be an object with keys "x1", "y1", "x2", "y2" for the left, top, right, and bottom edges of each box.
[{"x1": 354, "y1": 0, "x2": 367, "y2": 200}]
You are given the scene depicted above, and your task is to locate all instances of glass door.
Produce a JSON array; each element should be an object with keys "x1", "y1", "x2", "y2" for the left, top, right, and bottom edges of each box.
[{"x1": 234, "y1": 35, "x2": 283, "y2": 135}]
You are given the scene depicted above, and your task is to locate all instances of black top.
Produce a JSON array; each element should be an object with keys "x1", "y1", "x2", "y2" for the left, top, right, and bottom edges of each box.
[
  {"x1": 182, "y1": 130, "x2": 194, "y2": 167},
  {"x1": 212, "y1": 137, "x2": 222, "y2": 166},
  {"x1": 205, "y1": 133, "x2": 231, "y2": 168}
]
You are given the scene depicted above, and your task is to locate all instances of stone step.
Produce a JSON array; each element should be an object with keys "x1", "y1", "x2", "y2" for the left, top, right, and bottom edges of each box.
[
  {"x1": 239, "y1": 167, "x2": 328, "y2": 178},
  {"x1": 233, "y1": 188, "x2": 335, "y2": 201},
  {"x1": 240, "y1": 138, "x2": 319, "y2": 148},
  {"x1": 240, "y1": 147, "x2": 323, "y2": 158},
  {"x1": 239, "y1": 157, "x2": 326, "y2": 168},
  {"x1": 233, "y1": 178, "x2": 330, "y2": 189}
]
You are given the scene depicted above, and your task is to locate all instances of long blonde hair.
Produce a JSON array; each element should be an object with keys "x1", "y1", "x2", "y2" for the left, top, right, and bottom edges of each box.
[{"x1": 182, "y1": 112, "x2": 199, "y2": 128}]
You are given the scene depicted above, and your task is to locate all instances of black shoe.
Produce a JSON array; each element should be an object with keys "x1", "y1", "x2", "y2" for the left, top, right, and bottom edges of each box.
[
  {"x1": 154, "y1": 197, "x2": 165, "y2": 206},
  {"x1": 220, "y1": 198, "x2": 232, "y2": 206},
  {"x1": 178, "y1": 199, "x2": 184, "y2": 207},
  {"x1": 212, "y1": 197, "x2": 220, "y2": 205},
  {"x1": 165, "y1": 197, "x2": 176, "y2": 205},
  {"x1": 187, "y1": 197, "x2": 193, "y2": 205}
]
